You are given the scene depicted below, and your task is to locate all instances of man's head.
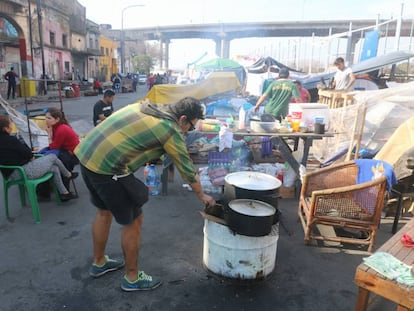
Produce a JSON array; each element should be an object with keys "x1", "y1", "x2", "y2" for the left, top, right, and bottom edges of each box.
[
  {"x1": 10, "y1": 67, "x2": 14, "y2": 71},
  {"x1": 170, "y1": 97, "x2": 205, "y2": 132},
  {"x1": 334, "y1": 57, "x2": 345, "y2": 70},
  {"x1": 279, "y1": 68, "x2": 289, "y2": 79},
  {"x1": 103, "y1": 89, "x2": 115, "y2": 103},
  {"x1": 293, "y1": 80, "x2": 302, "y2": 87}
]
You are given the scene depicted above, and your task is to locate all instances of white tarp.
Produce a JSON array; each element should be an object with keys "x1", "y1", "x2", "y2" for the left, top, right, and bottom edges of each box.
[
  {"x1": 0, "y1": 95, "x2": 48, "y2": 149},
  {"x1": 312, "y1": 81, "x2": 414, "y2": 171}
]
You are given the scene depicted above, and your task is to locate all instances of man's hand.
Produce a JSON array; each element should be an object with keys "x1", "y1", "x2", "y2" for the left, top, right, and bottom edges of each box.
[{"x1": 201, "y1": 193, "x2": 216, "y2": 208}]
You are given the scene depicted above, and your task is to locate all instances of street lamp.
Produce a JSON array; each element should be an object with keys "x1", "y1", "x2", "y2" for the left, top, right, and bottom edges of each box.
[{"x1": 121, "y1": 4, "x2": 145, "y2": 74}]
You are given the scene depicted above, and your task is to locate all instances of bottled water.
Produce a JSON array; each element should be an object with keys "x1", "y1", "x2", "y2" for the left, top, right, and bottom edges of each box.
[
  {"x1": 143, "y1": 163, "x2": 150, "y2": 179},
  {"x1": 146, "y1": 164, "x2": 160, "y2": 196}
]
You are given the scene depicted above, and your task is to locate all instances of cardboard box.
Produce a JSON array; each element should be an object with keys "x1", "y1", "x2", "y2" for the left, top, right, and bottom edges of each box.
[{"x1": 280, "y1": 186, "x2": 296, "y2": 199}]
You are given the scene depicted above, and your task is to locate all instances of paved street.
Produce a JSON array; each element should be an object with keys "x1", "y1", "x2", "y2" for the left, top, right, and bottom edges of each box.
[{"x1": 0, "y1": 86, "x2": 409, "y2": 311}]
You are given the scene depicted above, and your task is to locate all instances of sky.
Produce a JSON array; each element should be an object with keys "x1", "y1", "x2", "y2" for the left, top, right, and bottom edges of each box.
[{"x1": 77, "y1": 0, "x2": 414, "y2": 70}]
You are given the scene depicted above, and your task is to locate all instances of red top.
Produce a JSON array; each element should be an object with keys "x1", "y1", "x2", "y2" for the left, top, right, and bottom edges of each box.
[{"x1": 50, "y1": 123, "x2": 80, "y2": 153}]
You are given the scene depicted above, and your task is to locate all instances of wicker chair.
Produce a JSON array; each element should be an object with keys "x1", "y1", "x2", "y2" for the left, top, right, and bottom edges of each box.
[{"x1": 298, "y1": 161, "x2": 388, "y2": 253}]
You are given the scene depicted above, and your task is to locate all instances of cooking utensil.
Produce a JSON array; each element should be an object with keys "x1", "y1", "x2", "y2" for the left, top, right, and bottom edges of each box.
[
  {"x1": 226, "y1": 199, "x2": 276, "y2": 236},
  {"x1": 223, "y1": 171, "x2": 282, "y2": 209}
]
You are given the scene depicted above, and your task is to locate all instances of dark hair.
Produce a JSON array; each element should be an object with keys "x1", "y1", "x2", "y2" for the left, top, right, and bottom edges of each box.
[
  {"x1": 104, "y1": 89, "x2": 115, "y2": 98},
  {"x1": 169, "y1": 97, "x2": 205, "y2": 121},
  {"x1": 0, "y1": 115, "x2": 11, "y2": 132},
  {"x1": 46, "y1": 107, "x2": 70, "y2": 125},
  {"x1": 10, "y1": 67, "x2": 14, "y2": 71},
  {"x1": 334, "y1": 57, "x2": 344, "y2": 65},
  {"x1": 279, "y1": 67, "x2": 289, "y2": 78}
]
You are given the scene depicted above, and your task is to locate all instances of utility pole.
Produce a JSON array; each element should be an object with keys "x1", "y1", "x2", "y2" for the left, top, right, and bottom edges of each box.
[
  {"x1": 28, "y1": 0, "x2": 35, "y2": 77},
  {"x1": 36, "y1": 0, "x2": 47, "y2": 95}
]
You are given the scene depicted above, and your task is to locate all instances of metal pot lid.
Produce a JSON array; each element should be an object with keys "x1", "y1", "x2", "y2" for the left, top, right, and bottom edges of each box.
[
  {"x1": 225, "y1": 171, "x2": 282, "y2": 191},
  {"x1": 228, "y1": 199, "x2": 276, "y2": 217}
]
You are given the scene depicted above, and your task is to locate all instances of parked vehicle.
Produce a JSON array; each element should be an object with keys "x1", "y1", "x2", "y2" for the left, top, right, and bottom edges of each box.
[{"x1": 138, "y1": 74, "x2": 147, "y2": 85}]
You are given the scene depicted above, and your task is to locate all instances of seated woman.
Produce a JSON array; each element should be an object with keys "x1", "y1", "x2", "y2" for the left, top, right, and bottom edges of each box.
[
  {"x1": 40, "y1": 107, "x2": 80, "y2": 172},
  {"x1": 0, "y1": 115, "x2": 76, "y2": 201}
]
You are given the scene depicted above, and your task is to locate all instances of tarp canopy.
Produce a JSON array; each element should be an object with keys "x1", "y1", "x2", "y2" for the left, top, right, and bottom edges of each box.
[
  {"x1": 300, "y1": 51, "x2": 414, "y2": 90},
  {"x1": 195, "y1": 58, "x2": 242, "y2": 70},
  {"x1": 374, "y1": 117, "x2": 414, "y2": 180},
  {"x1": 312, "y1": 81, "x2": 414, "y2": 179},
  {"x1": 195, "y1": 58, "x2": 246, "y2": 86},
  {"x1": 247, "y1": 56, "x2": 300, "y2": 73},
  {"x1": 142, "y1": 72, "x2": 241, "y2": 104}
]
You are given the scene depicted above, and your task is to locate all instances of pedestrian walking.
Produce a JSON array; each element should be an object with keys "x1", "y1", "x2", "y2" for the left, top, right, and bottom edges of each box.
[{"x1": 4, "y1": 67, "x2": 18, "y2": 100}]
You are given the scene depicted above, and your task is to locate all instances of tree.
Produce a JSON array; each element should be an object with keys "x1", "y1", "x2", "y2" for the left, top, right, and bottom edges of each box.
[{"x1": 132, "y1": 54, "x2": 154, "y2": 74}]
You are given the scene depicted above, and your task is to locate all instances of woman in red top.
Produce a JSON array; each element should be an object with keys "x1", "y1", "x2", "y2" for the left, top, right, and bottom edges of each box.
[{"x1": 40, "y1": 107, "x2": 80, "y2": 171}]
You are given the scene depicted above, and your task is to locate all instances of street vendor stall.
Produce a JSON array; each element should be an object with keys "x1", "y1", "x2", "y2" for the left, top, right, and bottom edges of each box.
[{"x1": 160, "y1": 128, "x2": 333, "y2": 196}]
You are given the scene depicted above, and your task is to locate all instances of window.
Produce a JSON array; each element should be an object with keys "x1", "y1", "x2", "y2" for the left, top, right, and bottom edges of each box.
[
  {"x1": 50, "y1": 32, "x2": 55, "y2": 46},
  {"x1": 100, "y1": 47, "x2": 104, "y2": 55},
  {"x1": 106, "y1": 48, "x2": 109, "y2": 56},
  {"x1": 95, "y1": 39, "x2": 98, "y2": 49},
  {"x1": 89, "y1": 38, "x2": 93, "y2": 48},
  {"x1": 64, "y1": 61, "x2": 70, "y2": 72},
  {"x1": 62, "y1": 34, "x2": 67, "y2": 47}
]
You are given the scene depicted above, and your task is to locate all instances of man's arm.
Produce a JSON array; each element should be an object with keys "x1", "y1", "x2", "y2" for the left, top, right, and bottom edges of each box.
[
  {"x1": 345, "y1": 72, "x2": 356, "y2": 90},
  {"x1": 190, "y1": 174, "x2": 216, "y2": 207},
  {"x1": 254, "y1": 94, "x2": 267, "y2": 113}
]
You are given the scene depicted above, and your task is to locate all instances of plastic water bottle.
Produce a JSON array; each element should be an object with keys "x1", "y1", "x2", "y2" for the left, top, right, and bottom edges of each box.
[
  {"x1": 146, "y1": 164, "x2": 160, "y2": 196},
  {"x1": 143, "y1": 163, "x2": 150, "y2": 180}
]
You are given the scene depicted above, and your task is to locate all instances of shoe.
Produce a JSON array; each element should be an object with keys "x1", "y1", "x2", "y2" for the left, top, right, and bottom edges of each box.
[
  {"x1": 59, "y1": 192, "x2": 77, "y2": 202},
  {"x1": 70, "y1": 172, "x2": 79, "y2": 179},
  {"x1": 121, "y1": 271, "x2": 162, "y2": 291},
  {"x1": 89, "y1": 255, "x2": 125, "y2": 278}
]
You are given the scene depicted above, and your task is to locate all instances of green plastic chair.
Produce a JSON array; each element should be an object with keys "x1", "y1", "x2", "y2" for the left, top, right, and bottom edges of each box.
[{"x1": 0, "y1": 164, "x2": 61, "y2": 223}]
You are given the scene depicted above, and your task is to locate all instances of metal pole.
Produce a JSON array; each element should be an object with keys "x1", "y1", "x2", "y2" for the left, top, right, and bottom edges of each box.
[
  {"x1": 28, "y1": 0, "x2": 35, "y2": 78},
  {"x1": 121, "y1": 4, "x2": 145, "y2": 74},
  {"x1": 36, "y1": 0, "x2": 47, "y2": 95},
  {"x1": 394, "y1": 2, "x2": 404, "y2": 51}
]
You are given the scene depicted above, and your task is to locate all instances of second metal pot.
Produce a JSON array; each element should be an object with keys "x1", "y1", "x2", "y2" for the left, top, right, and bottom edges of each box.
[{"x1": 225, "y1": 199, "x2": 276, "y2": 236}]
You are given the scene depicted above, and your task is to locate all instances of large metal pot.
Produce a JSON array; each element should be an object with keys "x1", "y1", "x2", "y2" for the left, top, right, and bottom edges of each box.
[
  {"x1": 223, "y1": 171, "x2": 282, "y2": 210},
  {"x1": 226, "y1": 199, "x2": 276, "y2": 236}
]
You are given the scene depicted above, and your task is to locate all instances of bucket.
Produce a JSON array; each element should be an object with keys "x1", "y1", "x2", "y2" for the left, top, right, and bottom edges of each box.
[{"x1": 203, "y1": 219, "x2": 279, "y2": 280}]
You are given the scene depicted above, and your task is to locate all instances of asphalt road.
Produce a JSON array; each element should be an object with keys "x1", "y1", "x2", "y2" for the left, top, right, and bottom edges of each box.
[{"x1": 0, "y1": 86, "x2": 408, "y2": 311}]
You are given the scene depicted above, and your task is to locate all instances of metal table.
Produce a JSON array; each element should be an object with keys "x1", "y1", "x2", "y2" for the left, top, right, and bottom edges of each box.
[{"x1": 161, "y1": 130, "x2": 333, "y2": 195}]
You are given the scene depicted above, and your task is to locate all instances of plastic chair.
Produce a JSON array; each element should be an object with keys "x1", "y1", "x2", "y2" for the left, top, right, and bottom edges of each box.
[{"x1": 0, "y1": 164, "x2": 61, "y2": 223}]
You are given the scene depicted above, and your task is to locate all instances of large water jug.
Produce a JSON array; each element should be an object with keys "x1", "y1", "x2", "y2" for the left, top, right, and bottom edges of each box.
[{"x1": 146, "y1": 164, "x2": 160, "y2": 196}]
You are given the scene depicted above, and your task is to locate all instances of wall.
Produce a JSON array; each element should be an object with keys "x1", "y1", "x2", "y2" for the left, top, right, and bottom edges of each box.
[{"x1": 99, "y1": 35, "x2": 118, "y2": 82}]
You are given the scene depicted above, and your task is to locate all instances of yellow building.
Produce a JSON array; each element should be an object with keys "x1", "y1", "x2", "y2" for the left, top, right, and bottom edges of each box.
[{"x1": 99, "y1": 36, "x2": 118, "y2": 82}]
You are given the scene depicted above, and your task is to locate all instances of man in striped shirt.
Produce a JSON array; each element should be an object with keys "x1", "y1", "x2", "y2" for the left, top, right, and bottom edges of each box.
[{"x1": 75, "y1": 97, "x2": 215, "y2": 292}]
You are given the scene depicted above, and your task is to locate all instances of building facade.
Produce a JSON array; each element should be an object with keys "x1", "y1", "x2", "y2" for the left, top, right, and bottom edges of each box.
[{"x1": 0, "y1": 0, "x2": 118, "y2": 98}]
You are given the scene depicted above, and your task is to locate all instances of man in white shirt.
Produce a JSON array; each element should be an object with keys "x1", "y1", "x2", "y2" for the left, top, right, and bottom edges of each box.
[{"x1": 332, "y1": 57, "x2": 356, "y2": 91}]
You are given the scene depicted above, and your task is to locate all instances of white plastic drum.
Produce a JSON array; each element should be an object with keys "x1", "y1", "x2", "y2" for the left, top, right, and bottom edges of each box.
[{"x1": 203, "y1": 219, "x2": 279, "y2": 280}]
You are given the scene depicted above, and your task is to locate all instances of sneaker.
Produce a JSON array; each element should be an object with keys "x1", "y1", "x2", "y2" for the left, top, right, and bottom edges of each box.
[
  {"x1": 89, "y1": 255, "x2": 125, "y2": 278},
  {"x1": 121, "y1": 271, "x2": 162, "y2": 291}
]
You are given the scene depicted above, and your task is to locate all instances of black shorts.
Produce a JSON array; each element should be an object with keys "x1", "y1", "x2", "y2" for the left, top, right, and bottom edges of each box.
[{"x1": 80, "y1": 165, "x2": 149, "y2": 225}]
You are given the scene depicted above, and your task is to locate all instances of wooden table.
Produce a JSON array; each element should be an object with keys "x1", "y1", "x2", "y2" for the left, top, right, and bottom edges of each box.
[
  {"x1": 354, "y1": 217, "x2": 414, "y2": 311},
  {"x1": 161, "y1": 130, "x2": 333, "y2": 195}
]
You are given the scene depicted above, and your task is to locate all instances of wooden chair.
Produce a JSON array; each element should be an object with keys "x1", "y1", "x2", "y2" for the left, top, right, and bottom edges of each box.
[
  {"x1": 298, "y1": 161, "x2": 388, "y2": 253},
  {"x1": 0, "y1": 164, "x2": 61, "y2": 224}
]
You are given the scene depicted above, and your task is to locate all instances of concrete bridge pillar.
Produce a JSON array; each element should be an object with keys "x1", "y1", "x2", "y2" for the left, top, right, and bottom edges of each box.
[
  {"x1": 214, "y1": 38, "x2": 230, "y2": 58},
  {"x1": 157, "y1": 38, "x2": 170, "y2": 70}
]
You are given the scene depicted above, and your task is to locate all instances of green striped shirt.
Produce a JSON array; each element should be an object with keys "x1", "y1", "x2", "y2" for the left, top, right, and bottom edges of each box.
[{"x1": 75, "y1": 104, "x2": 197, "y2": 183}]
